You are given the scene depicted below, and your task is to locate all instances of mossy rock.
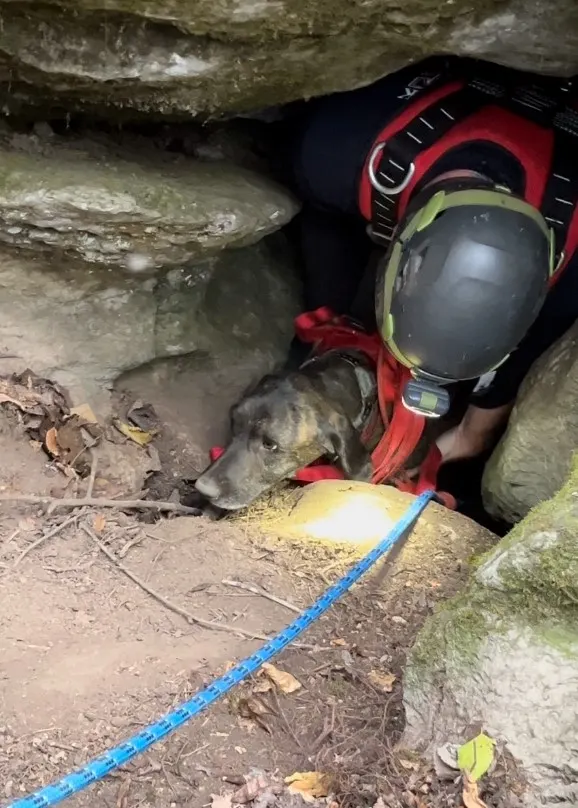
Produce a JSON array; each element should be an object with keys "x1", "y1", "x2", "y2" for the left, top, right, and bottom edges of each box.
[
  {"x1": 0, "y1": 129, "x2": 297, "y2": 268},
  {"x1": 0, "y1": 230, "x2": 301, "y2": 413},
  {"x1": 1, "y1": 0, "x2": 578, "y2": 118},
  {"x1": 483, "y1": 322, "x2": 578, "y2": 523},
  {"x1": 404, "y1": 458, "x2": 578, "y2": 805}
]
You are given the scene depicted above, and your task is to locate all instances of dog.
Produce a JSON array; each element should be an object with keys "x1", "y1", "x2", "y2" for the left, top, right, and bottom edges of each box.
[{"x1": 194, "y1": 348, "x2": 434, "y2": 512}]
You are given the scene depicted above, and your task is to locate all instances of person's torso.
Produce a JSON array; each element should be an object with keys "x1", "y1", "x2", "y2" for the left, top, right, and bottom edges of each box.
[{"x1": 295, "y1": 56, "x2": 575, "y2": 211}]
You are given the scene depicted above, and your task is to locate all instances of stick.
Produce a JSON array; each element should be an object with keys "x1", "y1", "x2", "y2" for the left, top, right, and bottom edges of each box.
[
  {"x1": 0, "y1": 494, "x2": 199, "y2": 516},
  {"x1": 271, "y1": 688, "x2": 306, "y2": 754},
  {"x1": 222, "y1": 579, "x2": 301, "y2": 614},
  {"x1": 86, "y1": 452, "x2": 98, "y2": 499},
  {"x1": 81, "y1": 522, "x2": 275, "y2": 643},
  {"x1": 13, "y1": 513, "x2": 80, "y2": 567}
]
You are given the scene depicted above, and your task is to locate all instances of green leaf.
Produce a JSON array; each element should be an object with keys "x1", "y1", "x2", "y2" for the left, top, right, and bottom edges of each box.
[{"x1": 457, "y1": 733, "x2": 496, "y2": 781}]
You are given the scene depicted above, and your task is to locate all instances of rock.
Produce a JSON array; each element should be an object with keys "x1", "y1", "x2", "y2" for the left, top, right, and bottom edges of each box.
[
  {"x1": 403, "y1": 460, "x2": 578, "y2": 806},
  {"x1": 230, "y1": 479, "x2": 496, "y2": 555},
  {"x1": 0, "y1": 231, "x2": 301, "y2": 414},
  {"x1": 1, "y1": 0, "x2": 578, "y2": 119},
  {"x1": 482, "y1": 323, "x2": 578, "y2": 523},
  {"x1": 0, "y1": 129, "x2": 298, "y2": 268}
]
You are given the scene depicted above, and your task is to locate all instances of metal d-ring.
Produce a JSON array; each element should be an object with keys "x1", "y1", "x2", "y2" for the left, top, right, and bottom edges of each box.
[{"x1": 368, "y1": 143, "x2": 415, "y2": 196}]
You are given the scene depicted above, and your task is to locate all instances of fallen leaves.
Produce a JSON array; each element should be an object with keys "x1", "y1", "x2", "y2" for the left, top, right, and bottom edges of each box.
[
  {"x1": 457, "y1": 732, "x2": 496, "y2": 781},
  {"x1": 44, "y1": 426, "x2": 60, "y2": 457},
  {"x1": 232, "y1": 772, "x2": 276, "y2": 804},
  {"x1": 0, "y1": 371, "x2": 104, "y2": 476},
  {"x1": 211, "y1": 771, "x2": 285, "y2": 808},
  {"x1": 462, "y1": 772, "x2": 488, "y2": 808},
  {"x1": 284, "y1": 771, "x2": 331, "y2": 803},
  {"x1": 368, "y1": 669, "x2": 397, "y2": 693},
  {"x1": 236, "y1": 694, "x2": 275, "y2": 734},
  {"x1": 260, "y1": 662, "x2": 302, "y2": 694},
  {"x1": 113, "y1": 419, "x2": 155, "y2": 447}
]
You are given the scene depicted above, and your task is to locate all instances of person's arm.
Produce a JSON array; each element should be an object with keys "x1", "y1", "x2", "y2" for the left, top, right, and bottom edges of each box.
[
  {"x1": 437, "y1": 402, "x2": 513, "y2": 463},
  {"x1": 438, "y1": 306, "x2": 577, "y2": 464}
]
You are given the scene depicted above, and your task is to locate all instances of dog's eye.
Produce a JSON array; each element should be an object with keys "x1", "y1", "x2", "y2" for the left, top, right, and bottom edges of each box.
[{"x1": 262, "y1": 436, "x2": 278, "y2": 452}]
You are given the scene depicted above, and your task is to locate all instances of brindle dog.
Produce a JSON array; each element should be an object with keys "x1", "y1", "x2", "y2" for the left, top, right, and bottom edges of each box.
[{"x1": 194, "y1": 349, "x2": 433, "y2": 512}]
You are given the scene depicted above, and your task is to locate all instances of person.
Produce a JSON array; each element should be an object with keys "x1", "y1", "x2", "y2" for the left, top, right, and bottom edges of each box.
[{"x1": 289, "y1": 54, "x2": 578, "y2": 465}]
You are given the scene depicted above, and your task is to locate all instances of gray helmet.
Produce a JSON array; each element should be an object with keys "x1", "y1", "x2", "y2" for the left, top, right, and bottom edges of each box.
[{"x1": 376, "y1": 184, "x2": 553, "y2": 404}]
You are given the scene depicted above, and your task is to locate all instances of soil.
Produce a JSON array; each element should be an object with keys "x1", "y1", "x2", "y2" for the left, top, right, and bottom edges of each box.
[{"x1": 0, "y1": 404, "x2": 524, "y2": 808}]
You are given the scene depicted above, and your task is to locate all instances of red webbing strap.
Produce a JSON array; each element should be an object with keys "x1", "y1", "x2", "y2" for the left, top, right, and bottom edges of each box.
[{"x1": 208, "y1": 308, "x2": 454, "y2": 508}]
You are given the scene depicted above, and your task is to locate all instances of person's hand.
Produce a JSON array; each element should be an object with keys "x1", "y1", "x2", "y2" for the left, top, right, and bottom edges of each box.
[{"x1": 436, "y1": 403, "x2": 513, "y2": 464}]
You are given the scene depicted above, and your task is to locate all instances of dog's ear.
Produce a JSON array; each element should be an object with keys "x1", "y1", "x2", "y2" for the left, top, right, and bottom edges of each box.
[{"x1": 320, "y1": 412, "x2": 373, "y2": 482}]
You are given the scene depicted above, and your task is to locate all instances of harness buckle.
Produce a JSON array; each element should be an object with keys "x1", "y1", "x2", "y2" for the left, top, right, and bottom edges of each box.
[{"x1": 368, "y1": 143, "x2": 415, "y2": 196}]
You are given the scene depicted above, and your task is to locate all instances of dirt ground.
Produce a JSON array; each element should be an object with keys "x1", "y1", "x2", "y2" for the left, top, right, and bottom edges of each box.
[{"x1": 0, "y1": 398, "x2": 523, "y2": 808}]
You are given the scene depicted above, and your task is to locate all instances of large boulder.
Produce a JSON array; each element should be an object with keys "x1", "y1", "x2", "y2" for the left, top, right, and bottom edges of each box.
[
  {"x1": 0, "y1": 230, "x2": 301, "y2": 413},
  {"x1": 0, "y1": 128, "x2": 297, "y2": 269},
  {"x1": 1, "y1": 0, "x2": 578, "y2": 119},
  {"x1": 482, "y1": 323, "x2": 578, "y2": 523},
  {"x1": 403, "y1": 459, "x2": 578, "y2": 806}
]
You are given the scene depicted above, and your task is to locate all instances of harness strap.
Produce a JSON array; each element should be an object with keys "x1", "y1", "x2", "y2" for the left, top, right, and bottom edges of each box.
[
  {"x1": 370, "y1": 86, "x2": 484, "y2": 244},
  {"x1": 208, "y1": 308, "x2": 455, "y2": 509},
  {"x1": 542, "y1": 130, "x2": 578, "y2": 279},
  {"x1": 293, "y1": 308, "x2": 453, "y2": 503},
  {"x1": 369, "y1": 72, "x2": 578, "y2": 266}
]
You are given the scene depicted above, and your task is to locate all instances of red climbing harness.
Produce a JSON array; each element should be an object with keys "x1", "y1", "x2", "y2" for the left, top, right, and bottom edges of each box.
[{"x1": 357, "y1": 70, "x2": 578, "y2": 281}]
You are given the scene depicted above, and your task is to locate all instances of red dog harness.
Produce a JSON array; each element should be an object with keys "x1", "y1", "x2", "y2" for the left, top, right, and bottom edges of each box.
[
  {"x1": 358, "y1": 70, "x2": 578, "y2": 281},
  {"x1": 290, "y1": 308, "x2": 454, "y2": 507},
  {"x1": 210, "y1": 307, "x2": 456, "y2": 509}
]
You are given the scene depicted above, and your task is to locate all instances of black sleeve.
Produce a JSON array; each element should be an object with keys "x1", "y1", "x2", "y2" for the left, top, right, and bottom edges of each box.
[
  {"x1": 297, "y1": 203, "x2": 374, "y2": 315},
  {"x1": 471, "y1": 261, "x2": 578, "y2": 409}
]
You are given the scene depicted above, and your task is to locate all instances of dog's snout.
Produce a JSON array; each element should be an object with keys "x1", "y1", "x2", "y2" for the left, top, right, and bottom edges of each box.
[{"x1": 194, "y1": 475, "x2": 220, "y2": 500}]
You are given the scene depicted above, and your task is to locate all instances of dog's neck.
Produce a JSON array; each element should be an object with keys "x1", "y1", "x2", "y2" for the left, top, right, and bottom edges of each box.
[{"x1": 300, "y1": 349, "x2": 378, "y2": 433}]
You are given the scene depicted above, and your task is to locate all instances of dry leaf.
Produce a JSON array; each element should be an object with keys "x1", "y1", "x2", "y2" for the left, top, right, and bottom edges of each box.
[
  {"x1": 71, "y1": 403, "x2": 99, "y2": 424},
  {"x1": 458, "y1": 733, "x2": 496, "y2": 781},
  {"x1": 398, "y1": 758, "x2": 420, "y2": 772},
  {"x1": 237, "y1": 695, "x2": 273, "y2": 733},
  {"x1": 93, "y1": 514, "x2": 106, "y2": 533},
  {"x1": 210, "y1": 794, "x2": 233, "y2": 808},
  {"x1": 330, "y1": 638, "x2": 347, "y2": 647},
  {"x1": 113, "y1": 419, "x2": 155, "y2": 446},
  {"x1": 44, "y1": 427, "x2": 60, "y2": 457},
  {"x1": 233, "y1": 773, "x2": 271, "y2": 804},
  {"x1": 285, "y1": 772, "x2": 330, "y2": 803},
  {"x1": 0, "y1": 392, "x2": 28, "y2": 409},
  {"x1": 368, "y1": 670, "x2": 397, "y2": 693},
  {"x1": 462, "y1": 773, "x2": 488, "y2": 808},
  {"x1": 252, "y1": 678, "x2": 273, "y2": 694},
  {"x1": 261, "y1": 662, "x2": 302, "y2": 694}
]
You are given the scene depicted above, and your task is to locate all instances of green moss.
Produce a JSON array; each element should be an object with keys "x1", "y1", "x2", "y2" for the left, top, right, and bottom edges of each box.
[
  {"x1": 408, "y1": 456, "x2": 578, "y2": 684},
  {"x1": 532, "y1": 623, "x2": 578, "y2": 659}
]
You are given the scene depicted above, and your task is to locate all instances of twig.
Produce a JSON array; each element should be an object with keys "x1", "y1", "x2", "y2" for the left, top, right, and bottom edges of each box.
[
  {"x1": 271, "y1": 688, "x2": 306, "y2": 754},
  {"x1": 81, "y1": 522, "x2": 277, "y2": 643},
  {"x1": 311, "y1": 702, "x2": 336, "y2": 754},
  {"x1": 0, "y1": 494, "x2": 199, "y2": 516},
  {"x1": 13, "y1": 513, "x2": 80, "y2": 567},
  {"x1": 86, "y1": 451, "x2": 99, "y2": 499},
  {"x1": 222, "y1": 579, "x2": 301, "y2": 614},
  {"x1": 0, "y1": 528, "x2": 20, "y2": 559}
]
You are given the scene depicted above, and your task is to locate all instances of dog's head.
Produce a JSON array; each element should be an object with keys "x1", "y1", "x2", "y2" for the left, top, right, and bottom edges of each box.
[{"x1": 194, "y1": 370, "x2": 373, "y2": 510}]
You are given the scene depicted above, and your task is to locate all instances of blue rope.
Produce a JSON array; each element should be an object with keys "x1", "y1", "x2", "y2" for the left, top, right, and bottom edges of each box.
[{"x1": 8, "y1": 490, "x2": 436, "y2": 808}]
